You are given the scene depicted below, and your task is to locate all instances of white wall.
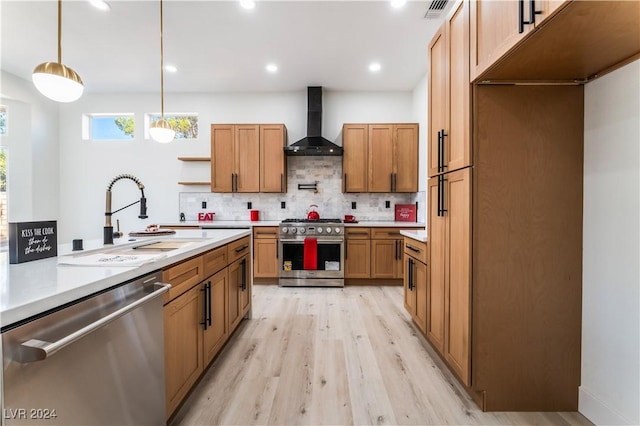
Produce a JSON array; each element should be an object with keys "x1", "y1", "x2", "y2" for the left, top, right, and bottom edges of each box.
[
  {"x1": 57, "y1": 89, "x2": 415, "y2": 242},
  {"x1": 0, "y1": 71, "x2": 59, "y2": 223},
  {"x1": 412, "y1": 72, "x2": 428, "y2": 193},
  {"x1": 580, "y1": 59, "x2": 640, "y2": 425}
]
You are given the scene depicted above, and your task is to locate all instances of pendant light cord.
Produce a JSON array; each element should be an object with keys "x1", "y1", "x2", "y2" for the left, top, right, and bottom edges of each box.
[
  {"x1": 160, "y1": 0, "x2": 165, "y2": 119},
  {"x1": 57, "y1": 0, "x2": 62, "y2": 64}
]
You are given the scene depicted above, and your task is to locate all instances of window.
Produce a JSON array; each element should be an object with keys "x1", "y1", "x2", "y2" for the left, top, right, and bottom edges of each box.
[
  {"x1": 145, "y1": 113, "x2": 198, "y2": 140},
  {"x1": 82, "y1": 113, "x2": 135, "y2": 140},
  {"x1": 0, "y1": 105, "x2": 7, "y2": 135}
]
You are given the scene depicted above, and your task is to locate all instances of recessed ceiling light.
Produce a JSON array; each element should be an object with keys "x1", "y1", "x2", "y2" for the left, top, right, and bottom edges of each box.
[
  {"x1": 165, "y1": 65, "x2": 177, "y2": 73},
  {"x1": 369, "y1": 62, "x2": 382, "y2": 73},
  {"x1": 266, "y1": 63, "x2": 278, "y2": 73},
  {"x1": 88, "y1": 0, "x2": 111, "y2": 11},
  {"x1": 240, "y1": 0, "x2": 256, "y2": 10},
  {"x1": 390, "y1": 0, "x2": 407, "y2": 8}
]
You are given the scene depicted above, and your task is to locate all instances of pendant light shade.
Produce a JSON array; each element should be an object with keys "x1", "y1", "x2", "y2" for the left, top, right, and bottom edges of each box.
[
  {"x1": 150, "y1": 119, "x2": 175, "y2": 143},
  {"x1": 32, "y1": 0, "x2": 84, "y2": 102},
  {"x1": 150, "y1": 0, "x2": 175, "y2": 143},
  {"x1": 32, "y1": 62, "x2": 84, "y2": 102}
]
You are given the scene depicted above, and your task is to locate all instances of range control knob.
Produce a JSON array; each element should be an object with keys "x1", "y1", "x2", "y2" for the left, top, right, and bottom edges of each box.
[
  {"x1": 298, "y1": 227, "x2": 306, "y2": 234},
  {"x1": 290, "y1": 227, "x2": 297, "y2": 234},
  {"x1": 335, "y1": 227, "x2": 342, "y2": 234},
  {"x1": 325, "y1": 227, "x2": 332, "y2": 233},
  {"x1": 281, "y1": 227, "x2": 288, "y2": 233},
  {"x1": 317, "y1": 228, "x2": 323, "y2": 234}
]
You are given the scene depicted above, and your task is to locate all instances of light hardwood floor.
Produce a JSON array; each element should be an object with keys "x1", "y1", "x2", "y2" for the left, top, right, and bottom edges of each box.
[{"x1": 171, "y1": 285, "x2": 592, "y2": 426}]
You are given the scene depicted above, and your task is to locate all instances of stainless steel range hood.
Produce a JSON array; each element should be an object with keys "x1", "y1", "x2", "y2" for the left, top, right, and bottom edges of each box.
[{"x1": 284, "y1": 87, "x2": 343, "y2": 156}]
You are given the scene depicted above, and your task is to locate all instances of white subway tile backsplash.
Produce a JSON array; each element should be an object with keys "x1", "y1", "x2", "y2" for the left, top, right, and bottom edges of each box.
[{"x1": 179, "y1": 156, "x2": 421, "y2": 222}]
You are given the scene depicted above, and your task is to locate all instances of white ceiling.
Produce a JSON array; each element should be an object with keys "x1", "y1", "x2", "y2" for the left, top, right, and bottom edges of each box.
[{"x1": 0, "y1": 0, "x2": 451, "y2": 94}]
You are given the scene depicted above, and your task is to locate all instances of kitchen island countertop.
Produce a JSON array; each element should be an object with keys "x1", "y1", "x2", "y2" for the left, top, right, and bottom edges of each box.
[
  {"x1": 0, "y1": 229, "x2": 250, "y2": 328},
  {"x1": 400, "y1": 229, "x2": 428, "y2": 242}
]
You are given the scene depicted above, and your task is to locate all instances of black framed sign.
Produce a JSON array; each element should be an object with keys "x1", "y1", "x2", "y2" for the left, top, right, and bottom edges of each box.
[{"x1": 9, "y1": 221, "x2": 58, "y2": 264}]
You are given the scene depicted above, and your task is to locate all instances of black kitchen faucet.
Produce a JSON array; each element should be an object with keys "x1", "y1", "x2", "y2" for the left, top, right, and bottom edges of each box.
[{"x1": 103, "y1": 174, "x2": 147, "y2": 244}]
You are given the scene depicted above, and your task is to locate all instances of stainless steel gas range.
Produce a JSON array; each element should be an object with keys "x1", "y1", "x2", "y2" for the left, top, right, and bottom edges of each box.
[{"x1": 278, "y1": 218, "x2": 344, "y2": 287}]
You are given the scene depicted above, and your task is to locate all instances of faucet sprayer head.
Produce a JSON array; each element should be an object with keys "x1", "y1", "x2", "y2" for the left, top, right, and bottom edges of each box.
[{"x1": 139, "y1": 196, "x2": 148, "y2": 219}]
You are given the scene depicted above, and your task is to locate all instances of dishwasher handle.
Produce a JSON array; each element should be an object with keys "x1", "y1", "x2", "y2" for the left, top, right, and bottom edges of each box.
[{"x1": 17, "y1": 282, "x2": 170, "y2": 364}]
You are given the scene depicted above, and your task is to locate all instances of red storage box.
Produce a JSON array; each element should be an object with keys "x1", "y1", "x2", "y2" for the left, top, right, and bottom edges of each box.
[{"x1": 394, "y1": 204, "x2": 417, "y2": 222}]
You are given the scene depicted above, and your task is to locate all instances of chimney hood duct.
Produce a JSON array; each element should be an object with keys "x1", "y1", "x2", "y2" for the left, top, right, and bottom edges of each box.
[{"x1": 284, "y1": 87, "x2": 343, "y2": 156}]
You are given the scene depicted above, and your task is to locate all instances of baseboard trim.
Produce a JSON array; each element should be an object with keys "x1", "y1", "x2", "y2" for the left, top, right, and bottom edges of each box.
[{"x1": 579, "y1": 386, "x2": 634, "y2": 425}]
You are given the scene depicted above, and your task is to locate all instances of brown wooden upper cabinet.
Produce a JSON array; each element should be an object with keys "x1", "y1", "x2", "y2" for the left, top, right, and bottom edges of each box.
[
  {"x1": 343, "y1": 123, "x2": 418, "y2": 193},
  {"x1": 469, "y1": 0, "x2": 567, "y2": 81},
  {"x1": 260, "y1": 124, "x2": 287, "y2": 192},
  {"x1": 428, "y1": 0, "x2": 471, "y2": 178},
  {"x1": 211, "y1": 124, "x2": 286, "y2": 193},
  {"x1": 470, "y1": 1, "x2": 639, "y2": 82}
]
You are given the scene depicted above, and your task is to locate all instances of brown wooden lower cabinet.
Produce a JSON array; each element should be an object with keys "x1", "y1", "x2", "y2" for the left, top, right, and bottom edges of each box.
[
  {"x1": 229, "y1": 253, "x2": 251, "y2": 334},
  {"x1": 346, "y1": 227, "x2": 421, "y2": 282},
  {"x1": 203, "y1": 268, "x2": 229, "y2": 366},
  {"x1": 345, "y1": 228, "x2": 371, "y2": 279},
  {"x1": 403, "y1": 238, "x2": 428, "y2": 334},
  {"x1": 253, "y1": 227, "x2": 279, "y2": 279},
  {"x1": 163, "y1": 236, "x2": 253, "y2": 419},
  {"x1": 164, "y1": 284, "x2": 204, "y2": 418}
]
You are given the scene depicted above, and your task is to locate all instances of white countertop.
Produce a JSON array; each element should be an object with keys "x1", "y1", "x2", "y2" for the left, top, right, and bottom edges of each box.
[
  {"x1": 0, "y1": 229, "x2": 250, "y2": 328},
  {"x1": 344, "y1": 221, "x2": 425, "y2": 228},
  {"x1": 400, "y1": 229, "x2": 428, "y2": 243},
  {"x1": 162, "y1": 220, "x2": 425, "y2": 228}
]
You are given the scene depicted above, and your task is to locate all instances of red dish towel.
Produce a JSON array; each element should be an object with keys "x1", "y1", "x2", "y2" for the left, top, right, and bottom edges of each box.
[{"x1": 303, "y1": 237, "x2": 318, "y2": 270}]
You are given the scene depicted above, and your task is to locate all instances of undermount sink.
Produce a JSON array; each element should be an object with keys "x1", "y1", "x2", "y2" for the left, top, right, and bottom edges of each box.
[
  {"x1": 58, "y1": 238, "x2": 204, "y2": 266},
  {"x1": 131, "y1": 240, "x2": 196, "y2": 252}
]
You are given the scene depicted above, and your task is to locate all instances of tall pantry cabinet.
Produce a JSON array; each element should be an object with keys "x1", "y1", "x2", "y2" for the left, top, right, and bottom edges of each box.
[
  {"x1": 427, "y1": 0, "x2": 472, "y2": 386},
  {"x1": 425, "y1": 0, "x2": 588, "y2": 412}
]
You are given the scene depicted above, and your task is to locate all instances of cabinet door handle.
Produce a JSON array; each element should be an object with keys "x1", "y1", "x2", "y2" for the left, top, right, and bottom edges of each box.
[
  {"x1": 394, "y1": 240, "x2": 398, "y2": 260},
  {"x1": 200, "y1": 284, "x2": 208, "y2": 330},
  {"x1": 408, "y1": 258, "x2": 414, "y2": 290},
  {"x1": 406, "y1": 244, "x2": 420, "y2": 253},
  {"x1": 207, "y1": 281, "x2": 212, "y2": 327},
  {"x1": 281, "y1": 173, "x2": 284, "y2": 192},
  {"x1": 437, "y1": 175, "x2": 442, "y2": 217},
  {"x1": 241, "y1": 258, "x2": 247, "y2": 291},
  {"x1": 441, "y1": 129, "x2": 447, "y2": 171},
  {"x1": 345, "y1": 241, "x2": 348, "y2": 259},
  {"x1": 437, "y1": 130, "x2": 442, "y2": 172},
  {"x1": 441, "y1": 176, "x2": 448, "y2": 216},
  {"x1": 529, "y1": 0, "x2": 542, "y2": 25},
  {"x1": 344, "y1": 174, "x2": 347, "y2": 192},
  {"x1": 518, "y1": 0, "x2": 525, "y2": 33}
]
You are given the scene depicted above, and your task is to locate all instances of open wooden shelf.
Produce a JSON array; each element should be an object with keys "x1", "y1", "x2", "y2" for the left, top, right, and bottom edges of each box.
[
  {"x1": 177, "y1": 157, "x2": 211, "y2": 162},
  {"x1": 178, "y1": 182, "x2": 211, "y2": 186}
]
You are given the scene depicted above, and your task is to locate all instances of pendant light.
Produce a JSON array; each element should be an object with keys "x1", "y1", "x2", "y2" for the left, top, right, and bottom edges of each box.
[
  {"x1": 32, "y1": 0, "x2": 84, "y2": 103},
  {"x1": 149, "y1": 0, "x2": 175, "y2": 143}
]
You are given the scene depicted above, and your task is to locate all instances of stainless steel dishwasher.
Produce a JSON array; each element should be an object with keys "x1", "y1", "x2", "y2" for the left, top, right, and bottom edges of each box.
[{"x1": 1, "y1": 272, "x2": 170, "y2": 425}]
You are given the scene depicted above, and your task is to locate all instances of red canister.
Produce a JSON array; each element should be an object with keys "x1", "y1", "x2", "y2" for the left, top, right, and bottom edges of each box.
[{"x1": 250, "y1": 210, "x2": 260, "y2": 221}]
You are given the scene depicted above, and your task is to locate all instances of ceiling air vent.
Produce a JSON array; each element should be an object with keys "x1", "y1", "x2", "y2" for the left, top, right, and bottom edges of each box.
[{"x1": 424, "y1": 0, "x2": 449, "y2": 19}]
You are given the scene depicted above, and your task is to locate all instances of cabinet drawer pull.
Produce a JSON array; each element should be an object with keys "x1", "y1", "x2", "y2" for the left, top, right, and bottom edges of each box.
[
  {"x1": 348, "y1": 232, "x2": 369, "y2": 236},
  {"x1": 406, "y1": 244, "x2": 420, "y2": 253},
  {"x1": 235, "y1": 244, "x2": 249, "y2": 253},
  {"x1": 256, "y1": 232, "x2": 276, "y2": 236}
]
